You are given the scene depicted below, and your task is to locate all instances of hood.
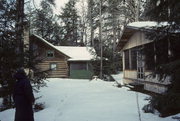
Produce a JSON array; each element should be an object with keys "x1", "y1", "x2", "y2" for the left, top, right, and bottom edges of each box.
[{"x1": 14, "y1": 68, "x2": 27, "y2": 80}]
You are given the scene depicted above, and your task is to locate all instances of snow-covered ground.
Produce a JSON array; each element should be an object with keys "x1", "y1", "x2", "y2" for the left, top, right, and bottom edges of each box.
[
  {"x1": 111, "y1": 72, "x2": 123, "y2": 85},
  {"x1": 0, "y1": 75, "x2": 180, "y2": 121}
]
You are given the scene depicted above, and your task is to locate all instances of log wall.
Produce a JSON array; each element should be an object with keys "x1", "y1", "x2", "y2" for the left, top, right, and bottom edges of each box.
[{"x1": 31, "y1": 36, "x2": 69, "y2": 78}]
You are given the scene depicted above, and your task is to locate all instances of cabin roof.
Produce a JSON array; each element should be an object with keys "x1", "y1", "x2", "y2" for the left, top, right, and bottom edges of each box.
[
  {"x1": 116, "y1": 21, "x2": 170, "y2": 51},
  {"x1": 127, "y1": 21, "x2": 168, "y2": 29},
  {"x1": 55, "y1": 46, "x2": 96, "y2": 61},
  {"x1": 31, "y1": 34, "x2": 95, "y2": 61}
]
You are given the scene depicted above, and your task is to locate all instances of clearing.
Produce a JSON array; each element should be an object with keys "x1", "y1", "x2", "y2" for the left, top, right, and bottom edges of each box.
[{"x1": 0, "y1": 76, "x2": 179, "y2": 121}]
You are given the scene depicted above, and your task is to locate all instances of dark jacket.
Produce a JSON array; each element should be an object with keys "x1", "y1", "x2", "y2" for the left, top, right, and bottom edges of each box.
[{"x1": 13, "y1": 70, "x2": 35, "y2": 121}]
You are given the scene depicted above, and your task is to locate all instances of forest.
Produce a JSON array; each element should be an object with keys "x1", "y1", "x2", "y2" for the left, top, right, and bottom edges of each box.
[{"x1": 0, "y1": 0, "x2": 180, "y2": 118}]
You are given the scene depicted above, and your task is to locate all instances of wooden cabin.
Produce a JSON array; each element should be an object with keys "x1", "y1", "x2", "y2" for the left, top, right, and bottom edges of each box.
[
  {"x1": 55, "y1": 46, "x2": 95, "y2": 79},
  {"x1": 30, "y1": 34, "x2": 95, "y2": 79},
  {"x1": 116, "y1": 21, "x2": 180, "y2": 94}
]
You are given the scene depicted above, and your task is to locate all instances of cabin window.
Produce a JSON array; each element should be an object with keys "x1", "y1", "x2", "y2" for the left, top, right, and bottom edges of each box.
[
  {"x1": 131, "y1": 47, "x2": 137, "y2": 70},
  {"x1": 50, "y1": 63, "x2": 57, "y2": 70},
  {"x1": 46, "y1": 50, "x2": 54, "y2": 58},
  {"x1": 124, "y1": 50, "x2": 130, "y2": 69}
]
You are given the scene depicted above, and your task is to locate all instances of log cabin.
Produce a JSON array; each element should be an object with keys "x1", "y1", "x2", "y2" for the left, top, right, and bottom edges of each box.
[
  {"x1": 116, "y1": 21, "x2": 180, "y2": 94},
  {"x1": 30, "y1": 34, "x2": 95, "y2": 79}
]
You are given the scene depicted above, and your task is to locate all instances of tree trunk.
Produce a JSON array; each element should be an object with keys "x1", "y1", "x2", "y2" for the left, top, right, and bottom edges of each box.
[
  {"x1": 99, "y1": 0, "x2": 103, "y2": 79},
  {"x1": 135, "y1": 0, "x2": 140, "y2": 21},
  {"x1": 16, "y1": 0, "x2": 25, "y2": 67}
]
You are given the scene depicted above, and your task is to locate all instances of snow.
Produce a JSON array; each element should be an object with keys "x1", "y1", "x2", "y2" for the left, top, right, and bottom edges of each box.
[
  {"x1": 111, "y1": 72, "x2": 124, "y2": 85},
  {"x1": 127, "y1": 21, "x2": 179, "y2": 33},
  {"x1": 0, "y1": 75, "x2": 180, "y2": 121},
  {"x1": 32, "y1": 34, "x2": 96, "y2": 61},
  {"x1": 55, "y1": 46, "x2": 96, "y2": 61},
  {"x1": 128, "y1": 21, "x2": 168, "y2": 28}
]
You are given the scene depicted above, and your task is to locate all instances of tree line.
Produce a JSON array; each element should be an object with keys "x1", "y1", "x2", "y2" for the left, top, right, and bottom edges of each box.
[
  {"x1": 0, "y1": 0, "x2": 147, "y2": 108},
  {"x1": 0, "y1": 0, "x2": 179, "y2": 116},
  {"x1": 0, "y1": 0, "x2": 145, "y2": 108},
  {"x1": 27, "y1": 0, "x2": 143, "y2": 77}
]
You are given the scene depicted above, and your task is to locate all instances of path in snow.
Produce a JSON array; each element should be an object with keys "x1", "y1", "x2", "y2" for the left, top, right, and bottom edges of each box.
[{"x1": 0, "y1": 78, "x2": 179, "y2": 121}]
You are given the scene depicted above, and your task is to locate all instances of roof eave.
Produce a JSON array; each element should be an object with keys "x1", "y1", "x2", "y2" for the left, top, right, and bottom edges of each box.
[{"x1": 116, "y1": 27, "x2": 137, "y2": 51}]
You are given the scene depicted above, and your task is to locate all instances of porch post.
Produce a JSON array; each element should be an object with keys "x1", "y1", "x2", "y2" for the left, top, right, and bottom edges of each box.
[
  {"x1": 153, "y1": 42, "x2": 157, "y2": 70},
  {"x1": 86, "y1": 62, "x2": 89, "y2": 71},
  {"x1": 122, "y1": 51, "x2": 125, "y2": 79}
]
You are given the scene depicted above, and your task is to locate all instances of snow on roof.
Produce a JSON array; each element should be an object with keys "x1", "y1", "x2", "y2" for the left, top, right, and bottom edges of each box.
[
  {"x1": 33, "y1": 34, "x2": 95, "y2": 61},
  {"x1": 127, "y1": 21, "x2": 168, "y2": 29},
  {"x1": 55, "y1": 46, "x2": 96, "y2": 61},
  {"x1": 127, "y1": 21, "x2": 180, "y2": 33},
  {"x1": 32, "y1": 34, "x2": 96, "y2": 61}
]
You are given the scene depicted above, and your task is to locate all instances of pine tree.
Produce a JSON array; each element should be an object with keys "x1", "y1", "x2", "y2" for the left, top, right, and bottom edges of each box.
[
  {"x1": 78, "y1": 0, "x2": 88, "y2": 46},
  {"x1": 31, "y1": 0, "x2": 53, "y2": 42},
  {"x1": 0, "y1": 0, "x2": 19, "y2": 108},
  {"x1": 25, "y1": 0, "x2": 60, "y2": 91},
  {"x1": 59, "y1": 0, "x2": 80, "y2": 46},
  {"x1": 143, "y1": 0, "x2": 180, "y2": 116},
  {"x1": 0, "y1": 0, "x2": 54, "y2": 110},
  {"x1": 87, "y1": 0, "x2": 99, "y2": 46},
  {"x1": 29, "y1": 0, "x2": 64, "y2": 45}
]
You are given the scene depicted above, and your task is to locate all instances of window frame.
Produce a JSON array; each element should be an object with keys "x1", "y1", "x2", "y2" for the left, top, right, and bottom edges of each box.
[
  {"x1": 46, "y1": 50, "x2": 54, "y2": 58},
  {"x1": 130, "y1": 47, "x2": 138, "y2": 70},
  {"x1": 50, "y1": 63, "x2": 57, "y2": 71},
  {"x1": 124, "y1": 49, "x2": 130, "y2": 70}
]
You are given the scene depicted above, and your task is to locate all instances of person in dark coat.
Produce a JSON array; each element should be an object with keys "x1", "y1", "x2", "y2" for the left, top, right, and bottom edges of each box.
[{"x1": 13, "y1": 68, "x2": 35, "y2": 121}]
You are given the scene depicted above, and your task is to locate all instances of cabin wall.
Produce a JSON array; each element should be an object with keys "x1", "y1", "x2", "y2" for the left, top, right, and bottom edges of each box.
[
  {"x1": 36, "y1": 60, "x2": 68, "y2": 78},
  {"x1": 124, "y1": 70, "x2": 137, "y2": 80},
  {"x1": 31, "y1": 37, "x2": 68, "y2": 78},
  {"x1": 69, "y1": 61, "x2": 93, "y2": 79},
  {"x1": 123, "y1": 31, "x2": 152, "y2": 50},
  {"x1": 144, "y1": 71, "x2": 171, "y2": 93},
  {"x1": 123, "y1": 70, "x2": 170, "y2": 93},
  {"x1": 123, "y1": 70, "x2": 137, "y2": 84},
  {"x1": 121, "y1": 31, "x2": 170, "y2": 94}
]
